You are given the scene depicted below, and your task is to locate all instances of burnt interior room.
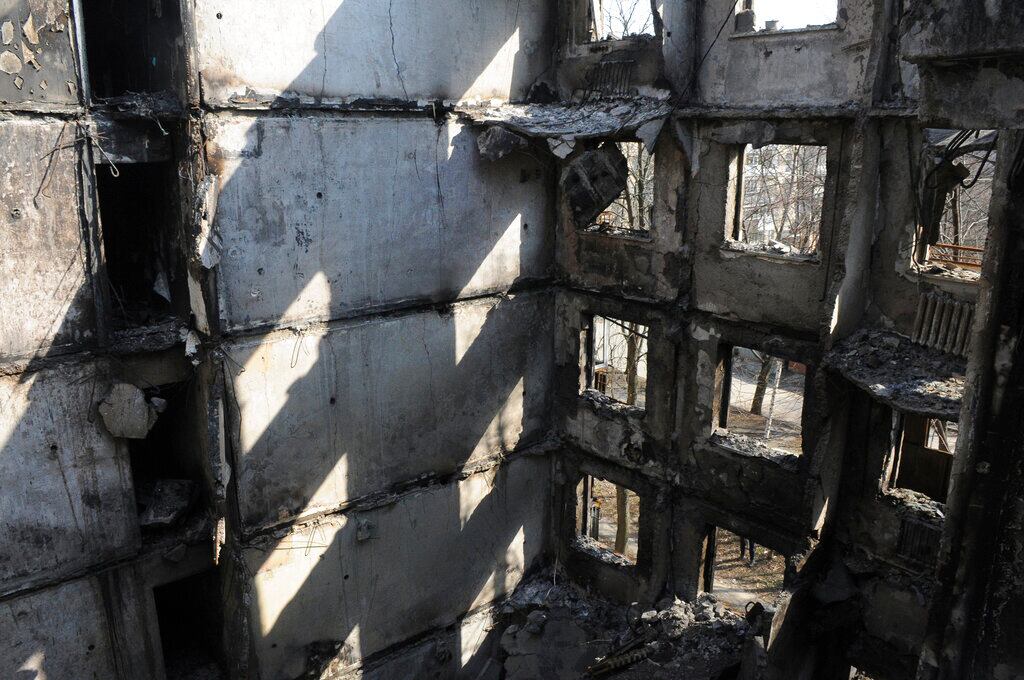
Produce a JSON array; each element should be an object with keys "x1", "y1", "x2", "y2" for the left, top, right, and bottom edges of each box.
[{"x1": 3, "y1": 0, "x2": 1024, "y2": 679}]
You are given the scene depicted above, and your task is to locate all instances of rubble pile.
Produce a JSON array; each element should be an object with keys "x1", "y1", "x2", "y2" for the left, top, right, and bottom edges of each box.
[{"x1": 498, "y1": 573, "x2": 752, "y2": 679}]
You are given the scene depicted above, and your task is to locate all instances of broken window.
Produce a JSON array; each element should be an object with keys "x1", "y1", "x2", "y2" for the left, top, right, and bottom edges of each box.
[
  {"x1": 96, "y1": 161, "x2": 180, "y2": 328},
  {"x1": 81, "y1": 0, "x2": 184, "y2": 100},
  {"x1": 128, "y1": 382, "x2": 200, "y2": 535},
  {"x1": 583, "y1": 142, "x2": 654, "y2": 238},
  {"x1": 584, "y1": 315, "x2": 649, "y2": 408},
  {"x1": 718, "y1": 346, "x2": 805, "y2": 456},
  {"x1": 587, "y1": 0, "x2": 658, "y2": 41},
  {"x1": 575, "y1": 475, "x2": 640, "y2": 564},
  {"x1": 153, "y1": 569, "x2": 225, "y2": 679},
  {"x1": 700, "y1": 527, "x2": 786, "y2": 613},
  {"x1": 891, "y1": 414, "x2": 958, "y2": 502},
  {"x1": 735, "y1": 0, "x2": 838, "y2": 33},
  {"x1": 732, "y1": 144, "x2": 827, "y2": 257},
  {"x1": 917, "y1": 129, "x2": 997, "y2": 274}
]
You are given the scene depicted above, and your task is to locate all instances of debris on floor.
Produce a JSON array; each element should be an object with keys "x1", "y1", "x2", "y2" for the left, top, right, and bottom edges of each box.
[
  {"x1": 826, "y1": 329, "x2": 966, "y2": 419},
  {"x1": 498, "y1": 571, "x2": 754, "y2": 679}
]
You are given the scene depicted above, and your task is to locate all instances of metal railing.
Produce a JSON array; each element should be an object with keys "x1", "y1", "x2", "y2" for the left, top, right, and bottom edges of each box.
[{"x1": 929, "y1": 242, "x2": 984, "y2": 269}]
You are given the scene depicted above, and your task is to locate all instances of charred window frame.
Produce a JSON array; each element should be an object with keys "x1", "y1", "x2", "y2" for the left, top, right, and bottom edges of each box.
[
  {"x1": 581, "y1": 313, "x2": 650, "y2": 410},
  {"x1": 915, "y1": 129, "x2": 998, "y2": 275},
  {"x1": 571, "y1": 0, "x2": 663, "y2": 45},
  {"x1": 573, "y1": 473, "x2": 643, "y2": 566},
  {"x1": 578, "y1": 140, "x2": 656, "y2": 239},
  {"x1": 732, "y1": 0, "x2": 843, "y2": 35},
  {"x1": 713, "y1": 343, "x2": 809, "y2": 457},
  {"x1": 730, "y1": 142, "x2": 829, "y2": 259},
  {"x1": 560, "y1": 461, "x2": 658, "y2": 598},
  {"x1": 889, "y1": 412, "x2": 958, "y2": 503}
]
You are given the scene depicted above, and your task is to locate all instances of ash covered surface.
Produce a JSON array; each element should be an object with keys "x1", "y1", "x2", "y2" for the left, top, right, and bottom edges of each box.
[
  {"x1": 572, "y1": 535, "x2": 634, "y2": 567},
  {"x1": 884, "y1": 487, "x2": 946, "y2": 522},
  {"x1": 580, "y1": 388, "x2": 645, "y2": 418},
  {"x1": 499, "y1": 571, "x2": 753, "y2": 679},
  {"x1": 709, "y1": 432, "x2": 802, "y2": 471},
  {"x1": 456, "y1": 98, "x2": 671, "y2": 140},
  {"x1": 827, "y1": 329, "x2": 966, "y2": 419}
]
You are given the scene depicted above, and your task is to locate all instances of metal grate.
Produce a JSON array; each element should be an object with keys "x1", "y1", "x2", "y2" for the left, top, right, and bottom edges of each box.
[
  {"x1": 911, "y1": 292, "x2": 974, "y2": 358},
  {"x1": 581, "y1": 60, "x2": 636, "y2": 98},
  {"x1": 896, "y1": 517, "x2": 941, "y2": 566}
]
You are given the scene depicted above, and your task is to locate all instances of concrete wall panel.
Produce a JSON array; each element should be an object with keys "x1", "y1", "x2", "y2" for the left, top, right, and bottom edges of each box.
[
  {"x1": 0, "y1": 120, "x2": 94, "y2": 360},
  {"x1": 243, "y1": 455, "x2": 549, "y2": 678},
  {"x1": 225, "y1": 292, "x2": 554, "y2": 529},
  {"x1": 207, "y1": 115, "x2": 553, "y2": 331},
  {"x1": 0, "y1": 363, "x2": 137, "y2": 593},
  {"x1": 0, "y1": 577, "x2": 120, "y2": 679},
  {"x1": 0, "y1": 0, "x2": 79, "y2": 106},
  {"x1": 195, "y1": 0, "x2": 552, "y2": 106}
]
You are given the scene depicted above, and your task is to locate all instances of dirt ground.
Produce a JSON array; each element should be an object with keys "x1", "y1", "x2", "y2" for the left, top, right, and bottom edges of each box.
[
  {"x1": 712, "y1": 529, "x2": 786, "y2": 612},
  {"x1": 727, "y1": 405, "x2": 803, "y2": 455}
]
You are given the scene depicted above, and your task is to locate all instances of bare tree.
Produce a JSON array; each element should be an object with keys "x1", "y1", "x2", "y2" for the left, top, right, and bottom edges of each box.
[
  {"x1": 598, "y1": 0, "x2": 654, "y2": 40},
  {"x1": 740, "y1": 144, "x2": 827, "y2": 255},
  {"x1": 597, "y1": 142, "x2": 655, "y2": 234}
]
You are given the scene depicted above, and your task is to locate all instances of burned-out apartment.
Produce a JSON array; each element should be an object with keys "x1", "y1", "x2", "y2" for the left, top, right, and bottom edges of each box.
[{"x1": 2, "y1": 0, "x2": 1024, "y2": 678}]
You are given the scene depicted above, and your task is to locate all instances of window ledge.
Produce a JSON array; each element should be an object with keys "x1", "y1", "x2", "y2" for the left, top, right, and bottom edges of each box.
[
  {"x1": 580, "y1": 389, "x2": 646, "y2": 418},
  {"x1": 707, "y1": 432, "x2": 802, "y2": 471},
  {"x1": 571, "y1": 535, "x2": 636, "y2": 568},
  {"x1": 730, "y1": 23, "x2": 842, "y2": 40},
  {"x1": 719, "y1": 242, "x2": 820, "y2": 265},
  {"x1": 580, "y1": 226, "x2": 653, "y2": 243},
  {"x1": 880, "y1": 488, "x2": 945, "y2": 524}
]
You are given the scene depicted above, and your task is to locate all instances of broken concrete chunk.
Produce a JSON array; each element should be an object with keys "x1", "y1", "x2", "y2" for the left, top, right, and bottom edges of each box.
[
  {"x1": 98, "y1": 383, "x2": 159, "y2": 439},
  {"x1": 560, "y1": 143, "x2": 628, "y2": 228},
  {"x1": 735, "y1": 9, "x2": 756, "y2": 33},
  {"x1": 139, "y1": 479, "x2": 195, "y2": 528},
  {"x1": 636, "y1": 117, "x2": 665, "y2": 153},
  {"x1": 356, "y1": 518, "x2": 376, "y2": 541},
  {"x1": 13, "y1": 74, "x2": 22, "y2": 89},
  {"x1": 0, "y1": 50, "x2": 22, "y2": 74},
  {"x1": 476, "y1": 126, "x2": 530, "y2": 161},
  {"x1": 194, "y1": 174, "x2": 221, "y2": 268},
  {"x1": 1, "y1": 21, "x2": 13, "y2": 45},
  {"x1": 22, "y1": 14, "x2": 38, "y2": 45},
  {"x1": 547, "y1": 137, "x2": 575, "y2": 159},
  {"x1": 21, "y1": 41, "x2": 38, "y2": 70}
]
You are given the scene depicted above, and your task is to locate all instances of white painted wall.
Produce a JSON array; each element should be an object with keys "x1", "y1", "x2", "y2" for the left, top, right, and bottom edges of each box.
[{"x1": 195, "y1": 0, "x2": 553, "y2": 105}]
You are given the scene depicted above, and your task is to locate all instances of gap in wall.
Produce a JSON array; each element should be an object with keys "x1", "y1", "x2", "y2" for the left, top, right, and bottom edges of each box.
[{"x1": 154, "y1": 569, "x2": 226, "y2": 680}]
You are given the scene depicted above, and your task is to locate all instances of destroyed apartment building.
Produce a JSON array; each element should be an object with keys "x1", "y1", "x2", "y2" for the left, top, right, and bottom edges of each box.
[{"x1": 3, "y1": 0, "x2": 1024, "y2": 678}]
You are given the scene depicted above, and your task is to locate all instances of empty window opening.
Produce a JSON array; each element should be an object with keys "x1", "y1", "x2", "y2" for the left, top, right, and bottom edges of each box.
[
  {"x1": 575, "y1": 475, "x2": 640, "y2": 564},
  {"x1": 97, "y1": 161, "x2": 180, "y2": 329},
  {"x1": 584, "y1": 142, "x2": 654, "y2": 238},
  {"x1": 587, "y1": 0, "x2": 658, "y2": 41},
  {"x1": 733, "y1": 143, "x2": 827, "y2": 257},
  {"x1": 719, "y1": 347, "x2": 805, "y2": 456},
  {"x1": 701, "y1": 527, "x2": 786, "y2": 613},
  {"x1": 154, "y1": 569, "x2": 225, "y2": 680},
  {"x1": 129, "y1": 382, "x2": 201, "y2": 535},
  {"x1": 736, "y1": 0, "x2": 838, "y2": 32},
  {"x1": 919, "y1": 129, "x2": 997, "y2": 273},
  {"x1": 81, "y1": 0, "x2": 183, "y2": 100},
  {"x1": 584, "y1": 315, "x2": 649, "y2": 408},
  {"x1": 892, "y1": 414, "x2": 958, "y2": 503}
]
